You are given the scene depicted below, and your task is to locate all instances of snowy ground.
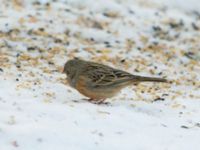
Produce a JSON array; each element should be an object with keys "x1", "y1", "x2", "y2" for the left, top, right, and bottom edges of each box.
[{"x1": 0, "y1": 0, "x2": 200, "y2": 150}]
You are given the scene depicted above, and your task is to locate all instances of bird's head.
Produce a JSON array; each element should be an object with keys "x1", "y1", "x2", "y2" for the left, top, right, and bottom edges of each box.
[{"x1": 63, "y1": 58, "x2": 85, "y2": 79}]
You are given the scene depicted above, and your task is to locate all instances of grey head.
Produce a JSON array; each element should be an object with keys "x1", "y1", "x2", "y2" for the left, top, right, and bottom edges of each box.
[{"x1": 63, "y1": 58, "x2": 86, "y2": 86}]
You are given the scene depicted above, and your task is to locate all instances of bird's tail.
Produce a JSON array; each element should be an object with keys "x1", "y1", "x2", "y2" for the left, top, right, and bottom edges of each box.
[{"x1": 132, "y1": 75, "x2": 167, "y2": 83}]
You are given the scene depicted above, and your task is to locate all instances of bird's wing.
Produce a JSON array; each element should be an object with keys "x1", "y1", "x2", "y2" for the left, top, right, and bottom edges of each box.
[{"x1": 83, "y1": 63, "x2": 133, "y2": 88}]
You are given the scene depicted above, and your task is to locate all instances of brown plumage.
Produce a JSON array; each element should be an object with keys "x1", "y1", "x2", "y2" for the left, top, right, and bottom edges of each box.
[{"x1": 63, "y1": 58, "x2": 167, "y2": 103}]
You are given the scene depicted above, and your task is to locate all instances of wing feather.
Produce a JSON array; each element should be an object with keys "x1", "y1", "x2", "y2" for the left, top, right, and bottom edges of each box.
[{"x1": 82, "y1": 63, "x2": 133, "y2": 87}]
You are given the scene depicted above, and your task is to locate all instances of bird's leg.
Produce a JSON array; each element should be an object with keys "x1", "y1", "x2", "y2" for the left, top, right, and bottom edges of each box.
[
  {"x1": 83, "y1": 98, "x2": 110, "y2": 105},
  {"x1": 86, "y1": 98, "x2": 95, "y2": 102},
  {"x1": 82, "y1": 98, "x2": 92, "y2": 101},
  {"x1": 72, "y1": 98, "x2": 103, "y2": 104},
  {"x1": 96, "y1": 99, "x2": 106, "y2": 104},
  {"x1": 89, "y1": 98, "x2": 107, "y2": 104},
  {"x1": 82, "y1": 98, "x2": 96, "y2": 103},
  {"x1": 88, "y1": 98, "x2": 101, "y2": 104}
]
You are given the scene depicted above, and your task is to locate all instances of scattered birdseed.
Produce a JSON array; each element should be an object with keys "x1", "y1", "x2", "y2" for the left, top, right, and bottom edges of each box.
[
  {"x1": 181, "y1": 125, "x2": 189, "y2": 129},
  {"x1": 153, "y1": 97, "x2": 165, "y2": 102}
]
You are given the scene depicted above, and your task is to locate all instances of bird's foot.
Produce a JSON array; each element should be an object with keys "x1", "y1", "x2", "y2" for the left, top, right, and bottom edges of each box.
[{"x1": 84, "y1": 98, "x2": 110, "y2": 105}]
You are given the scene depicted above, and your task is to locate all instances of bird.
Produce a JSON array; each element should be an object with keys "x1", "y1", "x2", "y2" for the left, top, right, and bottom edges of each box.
[{"x1": 63, "y1": 58, "x2": 167, "y2": 104}]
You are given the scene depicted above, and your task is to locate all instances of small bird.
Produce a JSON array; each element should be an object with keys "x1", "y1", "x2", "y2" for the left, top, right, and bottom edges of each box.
[{"x1": 63, "y1": 58, "x2": 167, "y2": 104}]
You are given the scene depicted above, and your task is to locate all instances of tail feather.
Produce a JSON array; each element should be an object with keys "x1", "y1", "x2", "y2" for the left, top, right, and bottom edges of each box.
[{"x1": 132, "y1": 75, "x2": 167, "y2": 83}]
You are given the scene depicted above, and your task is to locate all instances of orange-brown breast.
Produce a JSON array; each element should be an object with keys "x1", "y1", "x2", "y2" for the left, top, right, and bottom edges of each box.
[{"x1": 75, "y1": 76, "x2": 120, "y2": 100}]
